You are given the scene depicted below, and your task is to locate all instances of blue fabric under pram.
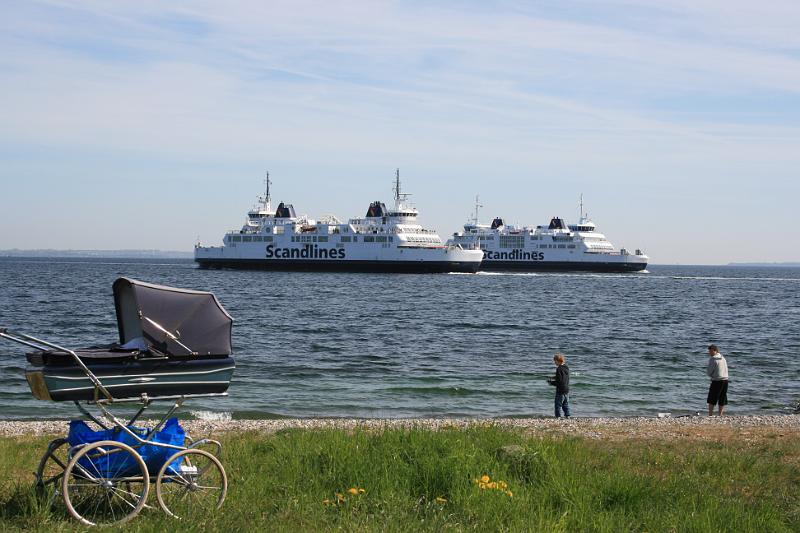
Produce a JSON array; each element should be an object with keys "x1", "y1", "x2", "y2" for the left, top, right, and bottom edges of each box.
[{"x1": 68, "y1": 417, "x2": 185, "y2": 476}]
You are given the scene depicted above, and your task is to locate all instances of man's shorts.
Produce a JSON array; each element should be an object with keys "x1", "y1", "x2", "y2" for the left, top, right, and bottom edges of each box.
[{"x1": 707, "y1": 380, "x2": 729, "y2": 406}]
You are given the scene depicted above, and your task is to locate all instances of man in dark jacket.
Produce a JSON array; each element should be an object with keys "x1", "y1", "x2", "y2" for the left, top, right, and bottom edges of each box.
[{"x1": 549, "y1": 353, "x2": 571, "y2": 417}]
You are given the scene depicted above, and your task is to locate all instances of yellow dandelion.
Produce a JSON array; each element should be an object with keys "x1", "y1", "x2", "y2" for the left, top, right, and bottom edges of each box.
[
  {"x1": 506, "y1": 491, "x2": 513, "y2": 497},
  {"x1": 478, "y1": 483, "x2": 487, "y2": 490},
  {"x1": 487, "y1": 482, "x2": 497, "y2": 489},
  {"x1": 499, "y1": 481, "x2": 508, "y2": 489},
  {"x1": 435, "y1": 497, "x2": 447, "y2": 504},
  {"x1": 347, "y1": 487, "x2": 359, "y2": 495},
  {"x1": 480, "y1": 475, "x2": 490, "y2": 483},
  {"x1": 336, "y1": 493, "x2": 345, "y2": 503},
  {"x1": 358, "y1": 488, "x2": 366, "y2": 494}
]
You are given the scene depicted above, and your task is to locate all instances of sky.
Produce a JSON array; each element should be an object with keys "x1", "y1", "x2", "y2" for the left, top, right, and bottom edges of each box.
[{"x1": 1, "y1": 1, "x2": 799, "y2": 264}]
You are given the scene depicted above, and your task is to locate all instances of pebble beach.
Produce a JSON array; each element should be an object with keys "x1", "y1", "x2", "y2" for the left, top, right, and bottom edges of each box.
[{"x1": 1, "y1": 414, "x2": 797, "y2": 441}]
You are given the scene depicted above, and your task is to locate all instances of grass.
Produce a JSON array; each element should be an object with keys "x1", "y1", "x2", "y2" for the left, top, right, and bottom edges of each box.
[{"x1": 0, "y1": 426, "x2": 797, "y2": 532}]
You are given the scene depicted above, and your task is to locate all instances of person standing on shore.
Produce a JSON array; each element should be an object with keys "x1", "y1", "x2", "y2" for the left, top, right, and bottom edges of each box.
[
  {"x1": 549, "y1": 353, "x2": 570, "y2": 418},
  {"x1": 706, "y1": 344, "x2": 729, "y2": 416}
]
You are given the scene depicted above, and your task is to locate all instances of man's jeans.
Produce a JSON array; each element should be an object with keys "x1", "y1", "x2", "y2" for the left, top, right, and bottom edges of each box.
[{"x1": 555, "y1": 392, "x2": 571, "y2": 418}]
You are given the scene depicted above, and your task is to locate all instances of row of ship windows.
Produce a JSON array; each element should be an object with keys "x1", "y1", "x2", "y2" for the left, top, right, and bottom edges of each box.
[
  {"x1": 229, "y1": 235, "x2": 275, "y2": 243},
  {"x1": 479, "y1": 235, "x2": 576, "y2": 243},
  {"x1": 228, "y1": 235, "x2": 404, "y2": 244},
  {"x1": 292, "y1": 236, "x2": 330, "y2": 243},
  {"x1": 229, "y1": 234, "x2": 444, "y2": 244},
  {"x1": 491, "y1": 243, "x2": 577, "y2": 249}
]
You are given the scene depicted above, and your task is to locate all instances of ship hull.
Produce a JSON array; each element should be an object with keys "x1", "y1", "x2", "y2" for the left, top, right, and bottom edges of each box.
[
  {"x1": 196, "y1": 258, "x2": 481, "y2": 273},
  {"x1": 480, "y1": 260, "x2": 647, "y2": 273}
]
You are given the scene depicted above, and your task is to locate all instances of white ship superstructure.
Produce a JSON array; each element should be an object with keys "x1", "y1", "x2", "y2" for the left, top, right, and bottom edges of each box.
[
  {"x1": 195, "y1": 171, "x2": 483, "y2": 273},
  {"x1": 448, "y1": 196, "x2": 648, "y2": 272}
]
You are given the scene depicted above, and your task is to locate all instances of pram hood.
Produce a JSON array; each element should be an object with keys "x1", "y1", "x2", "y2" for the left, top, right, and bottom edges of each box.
[{"x1": 113, "y1": 278, "x2": 233, "y2": 356}]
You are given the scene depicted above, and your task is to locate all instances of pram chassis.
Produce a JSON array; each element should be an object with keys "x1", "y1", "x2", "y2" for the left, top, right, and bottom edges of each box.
[{"x1": 1, "y1": 328, "x2": 229, "y2": 527}]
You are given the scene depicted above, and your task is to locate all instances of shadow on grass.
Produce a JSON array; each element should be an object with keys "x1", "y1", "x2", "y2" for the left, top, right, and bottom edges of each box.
[{"x1": 0, "y1": 482, "x2": 65, "y2": 529}]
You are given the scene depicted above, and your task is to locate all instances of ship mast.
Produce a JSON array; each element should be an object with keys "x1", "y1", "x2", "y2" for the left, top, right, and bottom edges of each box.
[
  {"x1": 393, "y1": 168, "x2": 401, "y2": 203},
  {"x1": 579, "y1": 193, "x2": 584, "y2": 221},
  {"x1": 392, "y1": 168, "x2": 410, "y2": 208},
  {"x1": 261, "y1": 171, "x2": 272, "y2": 213},
  {"x1": 472, "y1": 195, "x2": 483, "y2": 225}
]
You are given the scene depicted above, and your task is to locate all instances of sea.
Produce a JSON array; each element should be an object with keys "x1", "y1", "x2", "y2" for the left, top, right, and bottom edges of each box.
[{"x1": 0, "y1": 258, "x2": 798, "y2": 420}]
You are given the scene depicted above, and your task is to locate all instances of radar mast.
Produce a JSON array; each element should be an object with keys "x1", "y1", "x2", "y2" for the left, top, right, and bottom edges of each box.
[
  {"x1": 392, "y1": 168, "x2": 411, "y2": 208},
  {"x1": 471, "y1": 195, "x2": 483, "y2": 225},
  {"x1": 260, "y1": 171, "x2": 272, "y2": 213}
]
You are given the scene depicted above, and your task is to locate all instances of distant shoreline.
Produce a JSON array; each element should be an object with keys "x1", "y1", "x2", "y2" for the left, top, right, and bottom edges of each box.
[
  {"x1": 0, "y1": 249, "x2": 193, "y2": 259},
  {"x1": 726, "y1": 262, "x2": 800, "y2": 267}
]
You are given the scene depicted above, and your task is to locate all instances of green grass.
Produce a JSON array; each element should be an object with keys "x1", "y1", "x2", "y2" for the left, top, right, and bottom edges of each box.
[{"x1": 0, "y1": 426, "x2": 797, "y2": 532}]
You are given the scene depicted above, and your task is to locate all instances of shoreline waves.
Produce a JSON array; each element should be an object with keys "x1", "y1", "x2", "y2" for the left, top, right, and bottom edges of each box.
[{"x1": 1, "y1": 414, "x2": 797, "y2": 440}]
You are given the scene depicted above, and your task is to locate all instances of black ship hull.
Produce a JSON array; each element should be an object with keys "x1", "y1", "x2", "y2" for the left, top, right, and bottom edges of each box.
[
  {"x1": 480, "y1": 260, "x2": 648, "y2": 273},
  {"x1": 195, "y1": 258, "x2": 481, "y2": 274}
]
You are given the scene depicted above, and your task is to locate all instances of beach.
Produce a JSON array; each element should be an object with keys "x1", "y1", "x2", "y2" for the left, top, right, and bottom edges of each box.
[{"x1": 2, "y1": 414, "x2": 797, "y2": 441}]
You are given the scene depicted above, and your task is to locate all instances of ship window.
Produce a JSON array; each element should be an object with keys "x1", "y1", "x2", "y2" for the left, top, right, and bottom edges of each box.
[
  {"x1": 558, "y1": 244, "x2": 566, "y2": 248},
  {"x1": 376, "y1": 236, "x2": 387, "y2": 242},
  {"x1": 389, "y1": 236, "x2": 393, "y2": 242},
  {"x1": 353, "y1": 236, "x2": 358, "y2": 242},
  {"x1": 232, "y1": 236, "x2": 242, "y2": 242},
  {"x1": 499, "y1": 235, "x2": 524, "y2": 248},
  {"x1": 318, "y1": 236, "x2": 328, "y2": 242},
  {"x1": 567, "y1": 244, "x2": 575, "y2": 249},
  {"x1": 242, "y1": 236, "x2": 252, "y2": 242},
  {"x1": 341, "y1": 236, "x2": 351, "y2": 242},
  {"x1": 364, "y1": 236, "x2": 375, "y2": 242},
  {"x1": 265, "y1": 236, "x2": 273, "y2": 242}
]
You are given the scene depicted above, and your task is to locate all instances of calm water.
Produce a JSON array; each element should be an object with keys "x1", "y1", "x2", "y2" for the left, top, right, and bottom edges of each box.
[{"x1": 0, "y1": 258, "x2": 798, "y2": 420}]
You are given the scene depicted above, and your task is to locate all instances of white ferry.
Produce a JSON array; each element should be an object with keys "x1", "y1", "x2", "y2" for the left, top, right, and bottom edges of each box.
[
  {"x1": 447, "y1": 197, "x2": 648, "y2": 272},
  {"x1": 195, "y1": 172, "x2": 483, "y2": 273}
]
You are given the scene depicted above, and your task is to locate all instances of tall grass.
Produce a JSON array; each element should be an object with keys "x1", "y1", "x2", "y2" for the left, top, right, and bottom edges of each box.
[{"x1": 0, "y1": 426, "x2": 797, "y2": 532}]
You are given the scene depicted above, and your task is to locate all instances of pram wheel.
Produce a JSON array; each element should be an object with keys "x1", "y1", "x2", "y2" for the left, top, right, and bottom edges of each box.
[
  {"x1": 62, "y1": 440, "x2": 150, "y2": 526},
  {"x1": 156, "y1": 449, "x2": 227, "y2": 519},
  {"x1": 34, "y1": 437, "x2": 69, "y2": 504}
]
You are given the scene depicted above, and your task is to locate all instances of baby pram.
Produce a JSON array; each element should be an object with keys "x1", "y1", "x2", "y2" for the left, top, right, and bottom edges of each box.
[{"x1": 0, "y1": 277, "x2": 235, "y2": 526}]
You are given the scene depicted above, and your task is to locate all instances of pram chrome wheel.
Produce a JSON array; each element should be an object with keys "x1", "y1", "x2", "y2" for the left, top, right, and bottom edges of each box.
[
  {"x1": 34, "y1": 437, "x2": 69, "y2": 504},
  {"x1": 156, "y1": 448, "x2": 227, "y2": 519},
  {"x1": 62, "y1": 440, "x2": 150, "y2": 526}
]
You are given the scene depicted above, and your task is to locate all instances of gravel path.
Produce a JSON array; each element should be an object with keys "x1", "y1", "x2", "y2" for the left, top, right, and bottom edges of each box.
[{"x1": 1, "y1": 415, "x2": 798, "y2": 441}]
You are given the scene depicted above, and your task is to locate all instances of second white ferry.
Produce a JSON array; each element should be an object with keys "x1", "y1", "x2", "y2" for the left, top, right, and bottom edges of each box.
[
  {"x1": 195, "y1": 171, "x2": 483, "y2": 273},
  {"x1": 448, "y1": 197, "x2": 648, "y2": 272}
]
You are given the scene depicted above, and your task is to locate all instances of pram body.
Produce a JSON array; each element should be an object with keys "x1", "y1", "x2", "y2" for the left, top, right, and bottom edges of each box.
[
  {"x1": 19, "y1": 277, "x2": 235, "y2": 402},
  {"x1": 26, "y1": 349, "x2": 235, "y2": 401}
]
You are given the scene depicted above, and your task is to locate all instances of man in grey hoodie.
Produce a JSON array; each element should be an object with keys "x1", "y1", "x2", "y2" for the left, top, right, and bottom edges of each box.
[{"x1": 706, "y1": 344, "x2": 729, "y2": 416}]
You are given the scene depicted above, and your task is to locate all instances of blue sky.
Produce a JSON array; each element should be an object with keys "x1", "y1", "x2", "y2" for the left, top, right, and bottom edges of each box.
[{"x1": 1, "y1": 0, "x2": 799, "y2": 264}]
